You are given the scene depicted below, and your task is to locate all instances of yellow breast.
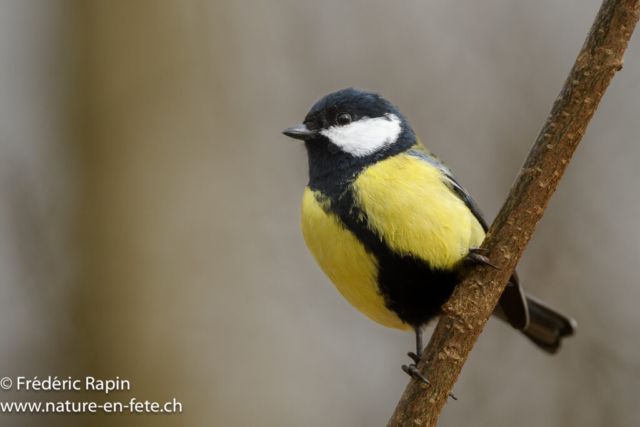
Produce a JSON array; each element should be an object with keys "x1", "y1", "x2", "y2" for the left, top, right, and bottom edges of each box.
[
  {"x1": 352, "y1": 153, "x2": 485, "y2": 270},
  {"x1": 301, "y1": 188, "x2": 409, "y2": 330}
]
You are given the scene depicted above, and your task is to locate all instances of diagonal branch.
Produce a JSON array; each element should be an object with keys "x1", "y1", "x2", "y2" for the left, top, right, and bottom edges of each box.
[{"x1": 387, "y1": 1, "x2": 640, "y2": 425}]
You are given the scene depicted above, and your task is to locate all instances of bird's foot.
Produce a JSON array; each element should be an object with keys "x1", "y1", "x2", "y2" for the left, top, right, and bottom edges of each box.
[
  {"x1": 466, "y1": 248, "x2": 501, "y2": 271},
  {"x1": 402, "y1": 363, "x2": 431, "y2": 385},
  {"x1": 407, "y1": 351, "x2": 421, "y2": 364},
  {"x1": 401, "y1": 352, "x2": 457, "y2": 400}
]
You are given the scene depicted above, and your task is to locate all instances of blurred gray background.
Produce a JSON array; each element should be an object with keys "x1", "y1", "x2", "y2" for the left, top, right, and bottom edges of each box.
[{"x1": 1, "y1": 0, "x2": 639, "y2": 426}]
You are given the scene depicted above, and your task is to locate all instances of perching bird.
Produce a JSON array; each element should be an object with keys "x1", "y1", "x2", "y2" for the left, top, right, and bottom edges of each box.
[{"x1": 283, "y1": 88, "x2": 576, "y2": 388}]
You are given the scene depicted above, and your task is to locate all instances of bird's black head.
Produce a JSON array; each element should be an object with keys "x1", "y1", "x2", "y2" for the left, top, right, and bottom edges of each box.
[{"x1": 283, "y1": 88, "x2": 417, "y2": 197}]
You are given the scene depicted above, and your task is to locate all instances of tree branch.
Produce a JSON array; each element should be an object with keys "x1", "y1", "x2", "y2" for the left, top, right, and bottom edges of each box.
[{"x1": 387, "y1": 1, "x2": 640, "y2": 425}]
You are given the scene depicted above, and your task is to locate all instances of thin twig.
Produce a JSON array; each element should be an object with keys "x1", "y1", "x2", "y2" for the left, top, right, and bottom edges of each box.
[{"x1": 387, "y1": 1, "x2": 640, "y2": 425}]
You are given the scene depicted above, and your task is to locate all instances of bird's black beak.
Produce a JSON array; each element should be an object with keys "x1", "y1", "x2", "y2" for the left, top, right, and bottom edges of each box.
[{"x1": 282, "y1": 124, "x2": 317, "y2": 140}]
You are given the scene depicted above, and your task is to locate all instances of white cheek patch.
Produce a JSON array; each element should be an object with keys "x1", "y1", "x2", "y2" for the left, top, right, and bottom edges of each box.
[{"x1": 320, "y1": 113, "x2": 402, "y2": 157}]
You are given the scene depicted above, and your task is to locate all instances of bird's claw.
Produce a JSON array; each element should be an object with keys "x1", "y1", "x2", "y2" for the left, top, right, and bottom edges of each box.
[
  {"x1": 402, "y1": 364, "x2": 431, "y2": 385},
  {"x1": 465, "y1": 251, "x2": 501, "y2": 271},
  {"x1": 407, "y1": 351, "x2": 421, "y2": 364},
  {"x1": 402, "y1": 358, "x2": 458, "y2": 400}
]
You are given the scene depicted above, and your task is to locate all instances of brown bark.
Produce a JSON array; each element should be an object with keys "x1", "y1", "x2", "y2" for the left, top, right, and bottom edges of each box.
[{"x1": 387, "y1": 1, "x2": 640, "y2": 426}]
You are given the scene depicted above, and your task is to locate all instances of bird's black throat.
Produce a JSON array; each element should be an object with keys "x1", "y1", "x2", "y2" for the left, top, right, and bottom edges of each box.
[{"x1": 304, "y1": 129, "x2": 416, "y2": 199}]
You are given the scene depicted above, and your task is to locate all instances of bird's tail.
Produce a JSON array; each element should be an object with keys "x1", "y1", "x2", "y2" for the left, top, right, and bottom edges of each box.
[{"x1": 520, "y1": 294, "x2": 577, "y2": 354}]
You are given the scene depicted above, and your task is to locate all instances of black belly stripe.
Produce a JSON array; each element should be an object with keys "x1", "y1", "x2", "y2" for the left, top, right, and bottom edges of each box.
[{"x1": 324, "y1": 189, "x2": 461, "y2": 328}]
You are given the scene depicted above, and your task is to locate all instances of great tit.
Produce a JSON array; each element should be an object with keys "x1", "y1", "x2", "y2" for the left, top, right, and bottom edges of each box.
[{"x1": 283, "y1": 88, "x2": 576, "y2": 385}]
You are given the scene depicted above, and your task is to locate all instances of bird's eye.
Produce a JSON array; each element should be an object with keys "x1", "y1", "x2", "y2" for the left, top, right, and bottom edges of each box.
[{"x1": 336, "y1": 113, "x2": 352, "y2": 126}]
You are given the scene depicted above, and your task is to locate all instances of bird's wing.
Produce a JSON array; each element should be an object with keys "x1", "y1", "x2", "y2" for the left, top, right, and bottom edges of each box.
[
  {"x1": 406, "y1": 148, "x2": 489, "y2": 228},
  {"x1": 407, "y1": 146, "x2": 530, "y2": 330}
]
